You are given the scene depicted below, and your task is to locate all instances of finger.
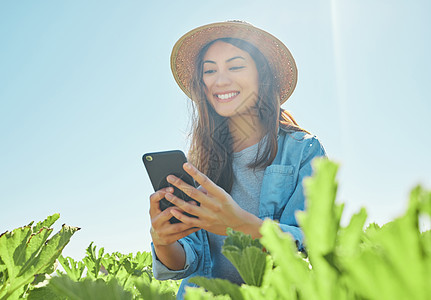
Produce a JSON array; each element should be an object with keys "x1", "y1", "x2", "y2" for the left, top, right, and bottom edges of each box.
[
  {"x1": 197, "y1": 185, "x2": 208, "y2": 195},
  {"x1": 151, "y1": 205, "x2": 180, "y2": 227},
  {"x1": 178, "y1": 227, "x2": 200, "y2": 238},
  {"x1": 151, "y1": 222, "x2": 193, "y2": 242},
  {"x1": 162, "y1": 222, "x2": 200, "y2": 236},
  {"x1": 149, "y1": 191, "x2": 165, "y2": 216},
  {"x1": 171, "y1": 209, "x2": 202, "y2": 228},
  {"x1": 154, "y1": 227, "x2": 200, "y2": 246},
  {"x1": 152, "y1": 205, "x2": 197, "y2": 232},
  {"x1": 165, "y1": 193, "x2": 201, "y2": 216},
  {"x1": 183, "y1": 163, "x2": 222, "y2": 196},
  {"x1": 149, "y1": 187, "x2": 174, "y2": 216},
  {"x1": 151, "y1": 210, "x2": 200, "y2": 245},
  {"x1": 166, "y1": 174, "x2": 206, "y2": 204}
]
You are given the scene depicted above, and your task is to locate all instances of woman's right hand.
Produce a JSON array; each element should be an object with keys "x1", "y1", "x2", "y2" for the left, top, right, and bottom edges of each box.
[
  {"x1": 149, "y1": 187, "x2": 200, "y2": 247},
  {"x1": 149, "y1": 187, "x2": 200, "y2": 270}
]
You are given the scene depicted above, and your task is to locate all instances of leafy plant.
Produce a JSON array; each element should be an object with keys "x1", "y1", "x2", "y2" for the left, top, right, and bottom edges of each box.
[
  {"x1": 56, "y1": 256, "x2": 85, "y2": 282},
  {"x1": 2, "y1": 159, "x2": 430, "y2": 299},
  {"x1": 33, "y1": 243, "x2": 178, "y2": 299},
  {"x1": 0, "y1": 214, "x2": 80, "y2": 300},
  {"x1": 48, "y1": 276, "x2": 133, "y2": 300},
  {"x1": 187, "y1": 158, "x2": 431, "y2": 300}
]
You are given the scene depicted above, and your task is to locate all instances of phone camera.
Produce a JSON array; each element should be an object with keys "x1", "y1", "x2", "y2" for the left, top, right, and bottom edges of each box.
[{"x1": 146, "y1": 156, "x2": 153, "y2": 162}]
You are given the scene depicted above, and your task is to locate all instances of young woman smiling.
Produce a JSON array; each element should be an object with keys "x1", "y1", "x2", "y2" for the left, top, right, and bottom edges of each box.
[{"x1": 148, "y1": 21, "x2": 326, "y2": 298}]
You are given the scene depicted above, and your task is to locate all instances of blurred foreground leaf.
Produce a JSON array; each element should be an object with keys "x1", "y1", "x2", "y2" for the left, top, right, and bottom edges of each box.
[
  {"x1": 49, "y1": 276, "x2": 133, "y2": 300},
  {"x1": 187, "y1": 158, "x2": 431, "y2": 300}
]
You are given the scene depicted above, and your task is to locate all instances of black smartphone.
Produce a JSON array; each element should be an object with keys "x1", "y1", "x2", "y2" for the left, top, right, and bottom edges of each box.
[{"x1": 142, "y1": 150, "x2": 198, "y2": 223}]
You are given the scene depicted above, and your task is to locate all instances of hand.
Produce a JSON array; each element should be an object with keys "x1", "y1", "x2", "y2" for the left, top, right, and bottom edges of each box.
[
  {"x1": 149, "y1": 187, "x2": 200, "y2": 247},
  {"x1": 165, "y1": 163, "x2": 263, "y2": 237}
]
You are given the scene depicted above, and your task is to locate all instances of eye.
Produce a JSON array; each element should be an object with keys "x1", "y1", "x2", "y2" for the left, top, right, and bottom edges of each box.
[
  {"x1": 203, "y1": 69, "x2": 216, "y2": 74},
  {"x1": 229, "y1": 66, "x2": 245, "y2": 71}
]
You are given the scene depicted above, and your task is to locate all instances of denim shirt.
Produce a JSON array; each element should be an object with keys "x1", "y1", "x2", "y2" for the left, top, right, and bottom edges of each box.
[{"x1": 151, "y1": 129, "x2": 326, "y2": 299}]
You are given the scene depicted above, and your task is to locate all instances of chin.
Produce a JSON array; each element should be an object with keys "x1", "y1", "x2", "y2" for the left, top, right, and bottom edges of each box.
[{"x1": 212, "y1": 105, "x2": 238, "y2": 118}]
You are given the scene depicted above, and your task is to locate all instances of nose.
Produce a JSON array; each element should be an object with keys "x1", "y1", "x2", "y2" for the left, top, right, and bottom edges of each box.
[{"x1": 214, "y1": 71, "x2": 232, "y2": 87}]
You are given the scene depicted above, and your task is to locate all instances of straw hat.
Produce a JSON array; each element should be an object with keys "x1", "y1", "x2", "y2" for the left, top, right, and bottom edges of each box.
[{"x1": 170, "y1": 20, "x2": 297, "y2": 104}]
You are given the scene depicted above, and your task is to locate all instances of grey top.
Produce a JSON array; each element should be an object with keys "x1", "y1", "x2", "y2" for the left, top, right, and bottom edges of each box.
[{"x1": 207, "y1": 139, "x2": 266, "y2": 284}]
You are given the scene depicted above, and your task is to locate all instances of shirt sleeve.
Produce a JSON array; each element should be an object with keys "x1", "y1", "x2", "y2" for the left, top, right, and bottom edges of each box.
[
  {"x1": 278, "y1": 135, "x2": 326, "y2": 251},
  {"x1": 151, "y1": 229, "x2": 206, "y2": 280}
]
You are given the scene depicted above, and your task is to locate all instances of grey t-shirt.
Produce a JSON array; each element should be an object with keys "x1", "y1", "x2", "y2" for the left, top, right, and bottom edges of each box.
[{"x1": 207, "y1": 140, "x2": 265, "y2": 284}]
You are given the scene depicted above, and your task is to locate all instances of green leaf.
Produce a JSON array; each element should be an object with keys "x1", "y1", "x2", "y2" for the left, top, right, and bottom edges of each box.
[
  {"x1": 83, "y1": 242, "x2": 104, "y2": 279},
  {"x1": 0, "y1": 218, "x2": 79, "y2": 300},
  {"x1": 409, "y1": 185, "x2": 431, "y2": 216},
  {"x1": 260, "y1": 221, "x2": 314, "y2": 299},
  {"x1": 57, "y1": 256, "x2": 85, "y2": 281},
  {"x1": 48, "y1": 276, "x2": 133, "y2": 300},
  {"x1": 32, "y1": 214, "x2": 60, "y2": 233},
  {"x1": 134, "y1": 277, "x2": 176, "y2": 300},
  {"x1": 297, "y1": 158, "x2": 341, "y2": 258},
  {"x1": 221, "y1": 228, "x2": 267, "y2": 286},
  {"x1": 189, "y1": 277, "x2": 242, "y2": 300},
  {"x1": 27, "y1": 284, "x2": 66, "y2": 300},
  {"x1": 295, "y1": 158, "x2": 343, "y2": 299},
  {"x1": 18, "y1": 228, "x2": 55, "y2": 277},
  {"x1": 342, "y1": 219, "x2": 427, "y2": 298},
  {"x1": 239, "y1": 283, "x2": 279, "y2": 300},
  {"x1": 335, "y1": 208, "x2": 367, "y2": 261},
  {"x1": 0, "y1": 226, "x2": 34, "y2": 282},
  {"x1": 184, "y1": 287, "x2": 231, "y2": 300}
]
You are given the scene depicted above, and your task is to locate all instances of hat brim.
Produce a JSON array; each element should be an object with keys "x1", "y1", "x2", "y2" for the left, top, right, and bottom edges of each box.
[{"x1": 171, "y1": 21, "x2": 297, "y2": 104}]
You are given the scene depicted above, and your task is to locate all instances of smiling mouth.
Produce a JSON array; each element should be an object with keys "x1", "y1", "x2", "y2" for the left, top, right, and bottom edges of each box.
[{"x1": 214, "y1": 92, "x2": 240, "y2": 101}]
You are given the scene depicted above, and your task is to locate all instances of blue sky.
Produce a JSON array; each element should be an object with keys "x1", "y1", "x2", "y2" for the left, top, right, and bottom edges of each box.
[{"x1": 1, "y1": 0, "x2": 430, "y2": 260}]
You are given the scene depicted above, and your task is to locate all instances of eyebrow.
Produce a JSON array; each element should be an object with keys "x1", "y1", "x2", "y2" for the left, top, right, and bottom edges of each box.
[
  {"x1": 226, "y1": 56, "x2": 245, "y2": 63},
  {"x1": 203, "y1": 56, "x2": 246, "y2": 64}
]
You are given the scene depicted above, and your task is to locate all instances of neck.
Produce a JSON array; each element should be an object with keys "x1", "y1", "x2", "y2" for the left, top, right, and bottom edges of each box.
[{"x1": 228, "y1": 113, "x2": 264, "y2": 153}]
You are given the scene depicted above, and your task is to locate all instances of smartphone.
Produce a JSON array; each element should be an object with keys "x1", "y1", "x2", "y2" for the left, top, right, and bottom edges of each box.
[{"x1": 142, "y1": 150, "x2": 198, "y2": 223}]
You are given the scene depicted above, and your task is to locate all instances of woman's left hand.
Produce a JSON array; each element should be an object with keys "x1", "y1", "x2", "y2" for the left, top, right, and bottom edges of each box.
[{"x1": 165, "y1": 162, "x2": 263, "y2": 237}]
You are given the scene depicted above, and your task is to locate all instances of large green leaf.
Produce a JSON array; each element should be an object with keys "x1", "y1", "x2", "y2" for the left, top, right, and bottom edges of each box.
[
  {"x1": 295, "y1": 158, "x2": 344, "y2": 299},
  {"x1": 27, "y1": 284, "x2": 66, "y2": 300},
  {"x1": 260, "y1": 221, "x2": 314, "y2": 300},
  {"x1": 0, "y1": 226, "x2": 34, "y2": 283},
  {"x1": 339, "y1": 185, "x2": 431, "y2": 300},
  {"x1": 189, "y1": 277, "x2": 242, "y2": 300},
  {"x1": 239, "y1": 281, "x2": 279, "y2": 300},
  {"x1": 134, "y1": 277, "x2": 176, "y2": 300},
  {"x1": 297, "y1": 159, "x2": 341, "y2": 258},
  {"x1": 48, "y1": 276, "x2": 133, "y2": 300},
  {"x1": 184, "y1": 287, "x2": 231, "y2": 300},
  {"x1": 0, "y1": 215, "x2": 79, "y2": 300},
  {"x1": 32, "y1": 214, "x2": 60, "y2": 233},
  {"x1": 187, "y1": 159, "x2": 431, "y2": 300},
  {"x1": 336, "y1": 208, "x2": 367, "y2": 259},
  {"x1": 221, "y1": 228, "x2": 267, "y2": 286}
]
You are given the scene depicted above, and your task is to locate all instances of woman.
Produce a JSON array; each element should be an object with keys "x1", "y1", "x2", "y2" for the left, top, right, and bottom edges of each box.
[{"x1": 149, "y1": 21, "x2": 326, "y2": 298}]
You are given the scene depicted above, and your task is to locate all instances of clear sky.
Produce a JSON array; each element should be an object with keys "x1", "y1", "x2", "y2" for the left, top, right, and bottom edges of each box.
[{"x1": 1, "y1": 0, "x2": 430, "y2": 260}]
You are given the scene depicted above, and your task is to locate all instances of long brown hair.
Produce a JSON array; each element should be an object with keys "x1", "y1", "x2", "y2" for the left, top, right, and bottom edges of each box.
[{"x1": 188, "y1": 38, "x2": 304, "y2": 193}]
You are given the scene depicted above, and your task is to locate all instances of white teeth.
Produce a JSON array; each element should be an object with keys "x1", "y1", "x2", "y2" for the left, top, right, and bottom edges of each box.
[{"x1": 216, "y1": 92, "x2": 239, "y2": 100}]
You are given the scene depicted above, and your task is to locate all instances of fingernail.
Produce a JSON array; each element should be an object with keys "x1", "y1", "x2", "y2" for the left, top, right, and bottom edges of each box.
[{"x1": 184, "y1": 163, "x2": 191, "y2": 170}]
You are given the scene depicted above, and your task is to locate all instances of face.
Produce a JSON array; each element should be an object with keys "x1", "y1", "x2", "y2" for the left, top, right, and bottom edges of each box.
[{"x1": 202, "y1": 41, "x2": 259, "y2": 118}]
